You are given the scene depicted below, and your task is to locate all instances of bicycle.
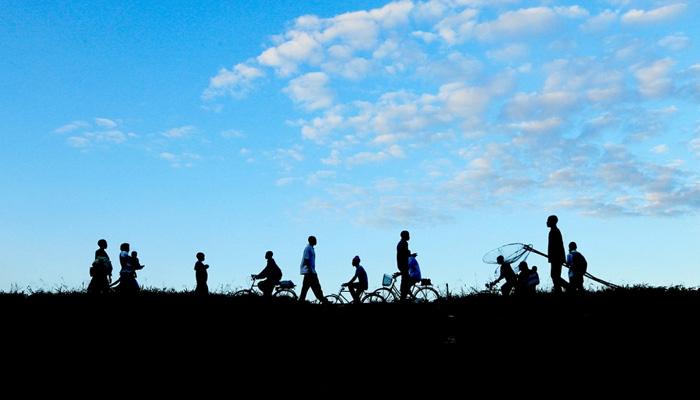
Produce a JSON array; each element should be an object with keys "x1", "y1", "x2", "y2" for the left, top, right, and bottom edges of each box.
[
  {"x1": 324, "y1": 284, "x2": 386, "y2": 304},
  {"x1": 232, "y1": 276, "x2": 298, "y2": 300},
  {"x1": 371, "y1": 273, "x2": 440, "y2": 303}
]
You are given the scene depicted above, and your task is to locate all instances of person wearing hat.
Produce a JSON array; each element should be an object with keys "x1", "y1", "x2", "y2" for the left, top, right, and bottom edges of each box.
[{"x1": 342, "y1": 255, "x2": 368, "y2": 304}]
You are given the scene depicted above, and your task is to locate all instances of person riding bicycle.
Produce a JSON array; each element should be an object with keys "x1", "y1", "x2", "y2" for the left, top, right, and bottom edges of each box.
[
  {"x1": 253, "y1": 250, "x2": 282, "y2": 297},
  {"x1": 487, "y1": 255, "x2": 517, "y2": 296},
  {"x1": 342, "y1": 255, "x2": 368, "y2": 304}
]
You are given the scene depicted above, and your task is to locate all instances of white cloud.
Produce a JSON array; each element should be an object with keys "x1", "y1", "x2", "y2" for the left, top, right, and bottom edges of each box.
[
  {"x1": 581, "y1": 10, "x2": 617, "y2": 32},
  {"x1": 221, "y1": 130, "x2": 244, "y2": 139},
  {"x1": 554, "y1": 6, "x2": 588, "y2": 19},
  {"x1": 275, "y1": 177, "x2": 297, "y2": 186},
  {"x1": 162, "y1": 125, "x2": 196, "y2": 139},
  {"x1": 434, "y1": 8, "x2": 479, "y2": 44},
  {"x1": 321, "y1": 57, "x2": 372, "y2": 80},
  {"x1": 307, "y1": 170, "x2": 336, "y2": 185},
  {"x1": 622, "y1": 3, "x2": 687, "y2": 24},
  {"x1": 57, "y1": 118, "x2": 132, "y2": 148},
  {"x1": 486, "y1": 43, "x2": 528, "y2": 62},
  {"x1": 284, "y1": 72, "x2": 334, "y2": 111},
  {"x1": 504, "y1": 91, "x2": 578, "y2": 120},
  {"x1": 67, "y1": 136, "x2": 90, "y2": 148},
  {"x1": 658, "y1": 34, "x2": 690, "y2": 51},
  {"x1": 54, "y1": 120, "x2": 90, "y2": 133},
  {"x1": 690, "y1": 137, "x2": 700, "y2": 155},
  {"x1": 202, "y1": 62, "x2": 264, "y2": 99},
  {"x1": 509, "y1": 117, "x2": 563, "y2": 133},
  {"x1": 258, "y1": 32, "x2": 321, "y2": 77},
  {"x1": 158, "y1": 152, "x2": 201, "y2": 168},
  {"x1": 273, "y1": 145, "x2": 305, "y2": 170},
  {"x1": 474, "y1": 7, "x2": 559, "y2": 41},
  {"x1": 94, "y1": 118, "x2": 117, "y2": 128},
  {"x1": 321, "y1": 149, "x2": 342, "y2": 165},
  {"x1": 346, "y1": 145, "x2": 404, "y2": 166},
  {"x1": 651, "y1": 144, "x2": 669, "y2": 154},
  {"x1": 633, "y1": 58, "x2": 675, "y2": 98}
]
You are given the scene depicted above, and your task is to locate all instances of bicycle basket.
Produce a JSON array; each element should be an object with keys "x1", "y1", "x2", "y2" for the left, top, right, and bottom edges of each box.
[
  {"x1": 278, "y1": 280, "x2": 295, "y2": 289},
  {"x1": 420, "y1": 278, "x2": 432, "y2": 286},
  {"x1": 382, "y1": 274, "x2": 392, "y2": 287}
]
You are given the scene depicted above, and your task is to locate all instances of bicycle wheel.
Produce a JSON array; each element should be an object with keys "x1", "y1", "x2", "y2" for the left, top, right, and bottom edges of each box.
[
  {"x1": 232, "y1": 289, "x2": 257, "y2": 297},
  {"x1": 413, "y1": 286, "x2": 439, "y2": 303},
  {"x1": 324, "y1": 294, "x2": 343, "y2": 304},
  {"x1": 361, "y1": 293, "x2": 385, "y2": 303},
  {"x1": 273, "y1": 289, "x2": 297, "y2": 300},
  {"x1": 373, "y1": 288, "x2": 396, "y2": 303}
]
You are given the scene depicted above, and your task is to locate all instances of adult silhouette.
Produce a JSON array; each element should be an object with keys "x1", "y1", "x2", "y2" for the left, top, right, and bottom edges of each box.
[
  {"x1": 253, "y1": 251, "x2": 282, "y2": 297},
  {"x1": 194, "y1": 252, "x2": 209, "y2": 296},
  {"x1": 487, "y1": 255, "x2": 517, "y2": 296},
  {"x1": 298, "y1": 236, "x2": 327, "y2": 304},
  {"x1": 547, "y1": 215, "x2": 568, "y2": 293},
  {"x1": 396, "y1": 230, "x2": 417, "y2": 301},
  {"x1": 566, "y1": 242, "x2": 587, "y2": 292},
  {"x1": 343, "y1": 255, "x2": 368, "y2": 304},
  {"x1": 117, "y1": 243, "x2": 142, "y2": 294},
  {"x1": 87, "y1": 239, "x2": 112, "y2": 294}
]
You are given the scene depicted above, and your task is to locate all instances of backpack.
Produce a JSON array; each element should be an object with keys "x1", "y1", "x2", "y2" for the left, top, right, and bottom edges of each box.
[
  {"x1": 408, "y1": 256, "x2": 421, "y2": 281},
  {"x1": 571, "y1": 252, "x2": 587, "y2": 274}
]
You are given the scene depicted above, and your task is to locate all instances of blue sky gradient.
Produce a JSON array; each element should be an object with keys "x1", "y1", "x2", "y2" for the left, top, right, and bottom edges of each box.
[{"x1": 1, "y1": 0, "x2": 699, "y2": 292}]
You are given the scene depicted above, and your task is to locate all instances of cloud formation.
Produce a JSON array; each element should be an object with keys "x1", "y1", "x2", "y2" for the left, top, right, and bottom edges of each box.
[{"x1": 204, "y1": 0, "x2": 700, "y2": 222}]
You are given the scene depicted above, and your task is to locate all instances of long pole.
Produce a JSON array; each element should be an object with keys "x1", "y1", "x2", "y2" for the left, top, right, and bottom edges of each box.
[{"x1": 523, "y1": 245, "x2": 619, "y2": 289}]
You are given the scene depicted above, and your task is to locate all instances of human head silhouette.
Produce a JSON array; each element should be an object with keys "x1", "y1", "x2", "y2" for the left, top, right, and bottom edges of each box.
[
  {"x1": 569, "y1": 241, "x2": 577, "y2": 251},
  {"x1": 196, "y1": 252, "x2": 205, "y2": 261},
  {"x1": 131, "y1": 251, "x2": 138, "y2": 258},
  {"x1": 97, "y1": 239, "x2": 107, "y2": 249},
  {"x1": 497, "y1": 255, "x2": 505, "y2": 265},
  {"x1": 120, "y1": 243, "x2": 130, "y2": 252},
  {"x1": 546, "y1": 215, "x2": 558, "y2": 228},
  {"x1": 308, "y1": 236, "x2": 317, "y2": 246},
  {"x1": 400, "y1": 230, "x2": 410, "y2": 240},
  {"x1": 352, "y1": 255, "x2": 360, "y2": 266},
  {"x1": 265, "y1": 250, "x2": 273, "y2": 259},
  {"x1": 518, "y1": 261, "x2": 529, "y2": 271}
]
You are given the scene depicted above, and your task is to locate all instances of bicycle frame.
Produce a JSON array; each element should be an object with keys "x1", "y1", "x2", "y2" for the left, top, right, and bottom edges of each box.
[
  {"x1": 235, "y1": 277, "x2": 297, "y2": 298},
  {"x1": 375, "y1": 274, "x2": 431, "y2": 302}
]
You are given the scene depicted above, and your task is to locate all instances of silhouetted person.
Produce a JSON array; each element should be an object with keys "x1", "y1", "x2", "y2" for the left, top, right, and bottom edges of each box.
[
  {"x1": 528, "y1": 266, "x2": 540, "y2": 293},
  {"x1": 117, "y1": 243, "x2": 142, "y2": 294},
  {"x1": 253, "y1": 251, "x2": 282, "y2": 297},
  {"x1": 299, "y1": 236, "x2": 327, "y2": 303},
  {"x1": 396, "y1": 230, "x2": 418, "y2": 301},
  {"x1": 343, "y1": 255, "x2": 368, "y2": 304},
  {"x1": 88, "y1": 239, "x2": 113, "y2": 294},
  {"x1": 547, "y1": 215, "x2": 568, "y2": 293},
  {"x1": 130, "y1": 251, "x2": 145, "y2": 276},
  {"x1": 194, "y1": 252, "x2": 209, "y2": 296},
  {"x1": 566, "y1": 242, "x2": 587, "y2": 292},
  {"x1": 488, "y1": 255, "x2": 517, "y2": 296},
  {"x1": 516, "y1": 261, "x2": 531, "y2": 295}
]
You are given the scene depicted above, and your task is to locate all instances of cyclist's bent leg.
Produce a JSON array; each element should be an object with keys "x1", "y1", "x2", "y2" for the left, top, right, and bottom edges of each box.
[
  {"x1": 348, "y1": 283, "x2": 361, "y2": 304},
  {"x1": 258, "y1": 279, "x2": 274, "y2": 297}
]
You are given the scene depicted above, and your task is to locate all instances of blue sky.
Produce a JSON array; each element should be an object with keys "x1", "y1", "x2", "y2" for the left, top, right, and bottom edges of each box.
[{"x1": 1, "y1": 0, "x2": 699, "y2": 293}]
